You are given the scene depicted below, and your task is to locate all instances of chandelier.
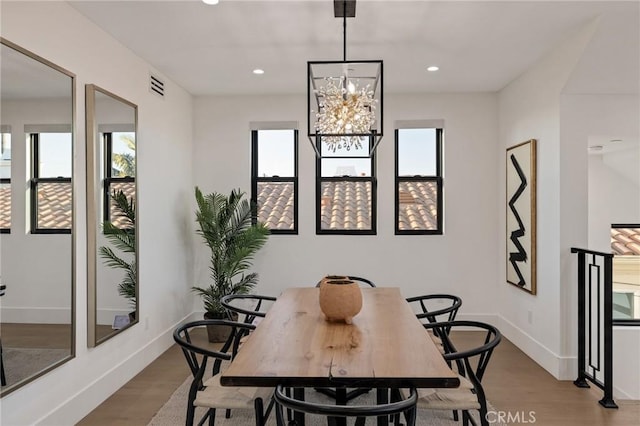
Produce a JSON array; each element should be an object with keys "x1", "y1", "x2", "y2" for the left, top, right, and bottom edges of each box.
[{"x1": 307, "y1": 0, "x2": 383, "y2": 157}]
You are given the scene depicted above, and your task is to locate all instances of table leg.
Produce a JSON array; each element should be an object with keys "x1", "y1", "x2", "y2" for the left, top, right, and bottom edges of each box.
[
  {"x1": 293, "y1": 388, "x2": 305, "y2": 426},
  {"x1": 376, "y1": 388, "x2": 389, "y2": 426},
  {"x1": 329, "y1": 388, "x2": 348, "y2": 426}
]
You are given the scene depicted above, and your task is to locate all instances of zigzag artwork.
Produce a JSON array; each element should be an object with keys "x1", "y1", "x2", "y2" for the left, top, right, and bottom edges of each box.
[
  {"x1": 508, "y1": 154, "x2": 528, "y2": 287},
  {"x1": 505, "y1": 139, "x2": 536, "y2": 295}
]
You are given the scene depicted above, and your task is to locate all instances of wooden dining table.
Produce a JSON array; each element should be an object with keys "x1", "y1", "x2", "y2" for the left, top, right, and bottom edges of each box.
[{"x1": 221, "y1": 287, "x2": 460, "y2": 425}]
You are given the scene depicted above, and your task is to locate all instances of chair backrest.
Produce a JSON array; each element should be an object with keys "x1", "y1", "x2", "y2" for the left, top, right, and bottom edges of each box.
[
  {"x1": 173, "y1": 319, "x2": 255, "y2": 384},
  {"x1": 273, "y1": 385, "x2": 417, "y2": 425},
  {"x1": 347, "y1": 276, "x2": 376, "y2": 287},
  {"x1": 220, "y1": 294, "x2": 276, "y2": 326},
  {"x1": 315, "y1": 276, "x2": 376, "y2": 288},
  {"x1": 406, "y1": 294, "x2": 462, "y2": 326},
  {"x1": 424, "y1": 320, "x2": 501, "y2": 391}
]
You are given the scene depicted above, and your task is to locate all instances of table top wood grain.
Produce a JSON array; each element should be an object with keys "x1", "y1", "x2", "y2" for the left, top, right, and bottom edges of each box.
[{"x1": 220, "y1": 287, "x2": 460, "y2": 389}]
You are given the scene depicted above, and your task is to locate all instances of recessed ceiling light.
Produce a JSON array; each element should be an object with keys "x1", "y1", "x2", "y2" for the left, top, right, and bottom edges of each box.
[
  {"x1": 202, "y1": 0, "x2": 219, "y2": 5},
  {"x1": 427, "y1": 66, "x2": 439, "y2": 72},
  {"x1": 610, "y1": 139, "x2": 623, "y2": 143},
  {"x1": 589, "y1": 145, "x2": 603, "y2": 151},
  {"x1": 253, "y1": 69, "x2": 265, "y2": 75}
]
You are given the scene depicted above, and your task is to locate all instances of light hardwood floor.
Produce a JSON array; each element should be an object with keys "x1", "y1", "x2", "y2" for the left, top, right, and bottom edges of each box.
[{"x1": 78, "y1": 332, "x2": 640, "y2": 426}]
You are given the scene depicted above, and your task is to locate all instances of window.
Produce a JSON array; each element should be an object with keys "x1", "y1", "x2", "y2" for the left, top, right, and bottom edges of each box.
[
  {"x1": 251, "y1": 129, "x2": 298, "y2": 234},
  {"x1": 30, "y1": 132, "x2": 72, "y2": 233},
  {"x1": 395, "y1": 128, "x2": 443, "y2": 234},
  {"x1": 316, "y1": 136, "x2": 376, "y2": 234},
  {"x1": 103, "y1": 131, "x2": 136, "y2": 228},
  {"x1": 0, "y1": 131, "x2": 11, "y2": 233},
  {"x1": 611, "y1": 224, "x2": 640, "y2": 321}
]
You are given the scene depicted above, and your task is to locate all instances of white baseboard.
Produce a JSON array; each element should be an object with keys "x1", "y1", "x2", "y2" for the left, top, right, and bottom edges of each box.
[
  {"x1": 35, "y1": 311, "x2": 202, "y2": 425},
  {"x1": 495, "y1": 314, "x2": 576, "y2": 380},
  {"x1": 1, "y1": 307, "x2": 71, "y2": 324}
]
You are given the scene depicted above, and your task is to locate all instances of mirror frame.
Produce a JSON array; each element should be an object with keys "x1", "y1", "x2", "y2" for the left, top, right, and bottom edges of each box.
[
  {"x1": 85, "y1": 84, "x2": 138, "y2": 347},
  {"x1": 0, "y1": 37, "x2": 76, "y2": 397}
]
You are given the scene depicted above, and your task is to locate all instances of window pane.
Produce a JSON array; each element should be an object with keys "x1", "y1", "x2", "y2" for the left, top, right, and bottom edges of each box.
[
  {"x1": 256, "y1": 181, "x2": 295, "y2": 230},
  {"x1": 257, "y1": 130, "x2": 294, "y2": 177},
  {"x1": 112, "y1": 132, "x2": 136, "y2": 177},
  {"x1": 109, "y1": 181, "x2": 136, "y2": 228},
  {"x1": 38, "y1": 133, "x2": 72, "y2": 178},
  {"x1": 611, "y1": 226, "x2": 640, "y2": 320},
  {"x1": 397, "y1": 181, "x2": 439, "y2": 231},
  {"x1": 398, "y1": 128, "x2": 437, "y2": 176},
  {"x1": 0, "y1": 182, "x2": 10, "y2": 229},
  {"x1": 320, "y1": 181, "x2": 372, "y2": 231},
  {"x1": 37, "y1": 181, "x2": 72, "y2": 229},
  {"x1": 1, "y1": 133, "x2": 10, "y2": 179},
  {"x1": 321, "y1": 158, "x2": 371, "y2": 177},
  {"x1": 320, "y1": 136, "x2": 370, "y2": 157}
]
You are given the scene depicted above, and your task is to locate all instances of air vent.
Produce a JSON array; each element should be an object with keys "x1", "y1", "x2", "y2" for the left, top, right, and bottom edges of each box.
[{"x1": 149, "y1": 74, "x2": 165, "y2": 98}]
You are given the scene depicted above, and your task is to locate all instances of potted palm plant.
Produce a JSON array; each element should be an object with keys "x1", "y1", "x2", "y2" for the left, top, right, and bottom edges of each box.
[{"x1": 192, "y1": 186, "x2": 269, "y2": 342}]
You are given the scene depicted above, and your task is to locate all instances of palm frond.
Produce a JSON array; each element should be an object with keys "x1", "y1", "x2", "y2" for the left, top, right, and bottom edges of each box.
[{"x1": 99, "y1": 190, "x2": 137, "y2": 308}]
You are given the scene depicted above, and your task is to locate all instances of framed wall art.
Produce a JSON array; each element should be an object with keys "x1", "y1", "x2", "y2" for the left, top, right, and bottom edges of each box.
[{"x1": 506, "y1": 139, "x2": 537, "y2": 294}]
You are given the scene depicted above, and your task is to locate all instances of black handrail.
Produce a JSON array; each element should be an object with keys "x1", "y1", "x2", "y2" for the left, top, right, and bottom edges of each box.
[{"x1": 571, "y1": 247, "x2": 618, "y2": 408}]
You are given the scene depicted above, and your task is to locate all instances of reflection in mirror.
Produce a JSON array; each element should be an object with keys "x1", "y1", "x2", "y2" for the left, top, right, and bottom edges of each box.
[
  {"x1": 0, "y1": 38, "x2": 75, "y2": 396},
  {"x1": 86, "y1": 84, "x2": 138, "y2": 346}
]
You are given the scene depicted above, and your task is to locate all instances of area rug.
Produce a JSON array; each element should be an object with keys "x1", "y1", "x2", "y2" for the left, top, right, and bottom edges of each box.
[
  {"x1": 2, "y1": 347, "x2": 70, "y2": 387},
  {"x1": 148, "y1": 376, "x2": 506, "y2": 425}
]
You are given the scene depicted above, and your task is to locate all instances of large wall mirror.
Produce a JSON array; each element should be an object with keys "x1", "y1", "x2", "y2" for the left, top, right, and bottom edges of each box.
[
  {"x1": 0, "y1": 38, "x2": 75, "y2": 396},
  {"x1": 86, "y1": 84, "x2": 138, "y2": 347}
]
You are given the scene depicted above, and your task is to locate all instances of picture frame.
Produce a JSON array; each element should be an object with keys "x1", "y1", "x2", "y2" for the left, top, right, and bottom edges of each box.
[{"x1": 506, "y1": 139, "x2": 537, "y2": 294}]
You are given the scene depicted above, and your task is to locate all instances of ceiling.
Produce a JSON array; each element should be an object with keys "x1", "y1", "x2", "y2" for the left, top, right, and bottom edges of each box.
[{"x1": 68, "y1": 0, "x2": 639, "y2": 97}]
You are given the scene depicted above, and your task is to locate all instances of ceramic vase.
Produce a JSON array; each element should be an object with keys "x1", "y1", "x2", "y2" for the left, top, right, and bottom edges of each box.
[{"x1": 319, "y1": 279, "x2": 362, "y2": 324}]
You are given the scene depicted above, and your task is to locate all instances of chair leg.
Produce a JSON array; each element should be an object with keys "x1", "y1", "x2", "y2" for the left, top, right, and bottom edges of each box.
[
  {"x1": 186, "y1": 403, "x2": 196, "y2": 426},
  {"x1": 275, "y1": 400, "x2": 285, "y2": 426},
  {"x1": 254, "y1": 397, "x2": 265, "y2": 426}
]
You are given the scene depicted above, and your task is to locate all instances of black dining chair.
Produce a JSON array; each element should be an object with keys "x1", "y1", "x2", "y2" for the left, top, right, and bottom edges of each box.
[
  {"x1": 275, "y1": 384, "x2": 418, "y2": 426},
  {"x1": 173, "y1": 319, "x2": 274, "y2": 426},
  {"x1": 220, "y1": 294, "x2": 276, "y2": 325},
  {"x1": 400, "y1": 320, "x2": 501, "y2": 426},
  {"x1": 406, "y1": 294, "x2": 462, "y2": 352}
]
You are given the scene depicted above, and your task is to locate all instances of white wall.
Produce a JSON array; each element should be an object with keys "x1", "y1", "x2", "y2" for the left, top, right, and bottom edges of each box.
[
  {"x1": 588, "y1": 150, "x2": 640, "y2": 251},
  {"x1": 192, "y1": 92, "x2": 500, "y2": 319},
  {"x1": 0, "y1": 2, "x2": 195, "y2": 425},
  {"x1": 497, "y1": 19, "x2": 598, "y2": 379}
]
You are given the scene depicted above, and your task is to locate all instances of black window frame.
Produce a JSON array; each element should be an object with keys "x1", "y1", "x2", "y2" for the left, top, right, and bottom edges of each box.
[
  {"x1": 1, "y1": 131, "x2": 10, "y2": 233},
  {"x1": 316, "y1": 136, "x2": 377, "y2": 235},
  {"x1": 0, "y1": 176, "x2": 9, "y2": 233},
  {"x1": 30, "y1": 132, "x2": 72, "y2": 234},
  {"x1": 610, "y1": 223, "x2": 640, "y2": 326},
  {"x1": 394, "y1": 127, "x2": 444, "y2": 235},
  {"x1": 103, "y1": 131, "x2": 136, "y2": 227},
  {"x1": 250, "y1": 129, "x2": 299, "y2": 235}
]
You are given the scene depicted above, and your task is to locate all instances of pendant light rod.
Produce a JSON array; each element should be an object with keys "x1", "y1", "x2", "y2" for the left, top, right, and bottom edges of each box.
[{"x1": 343, "y1": 0, "x2": 347, "y2": 61}]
